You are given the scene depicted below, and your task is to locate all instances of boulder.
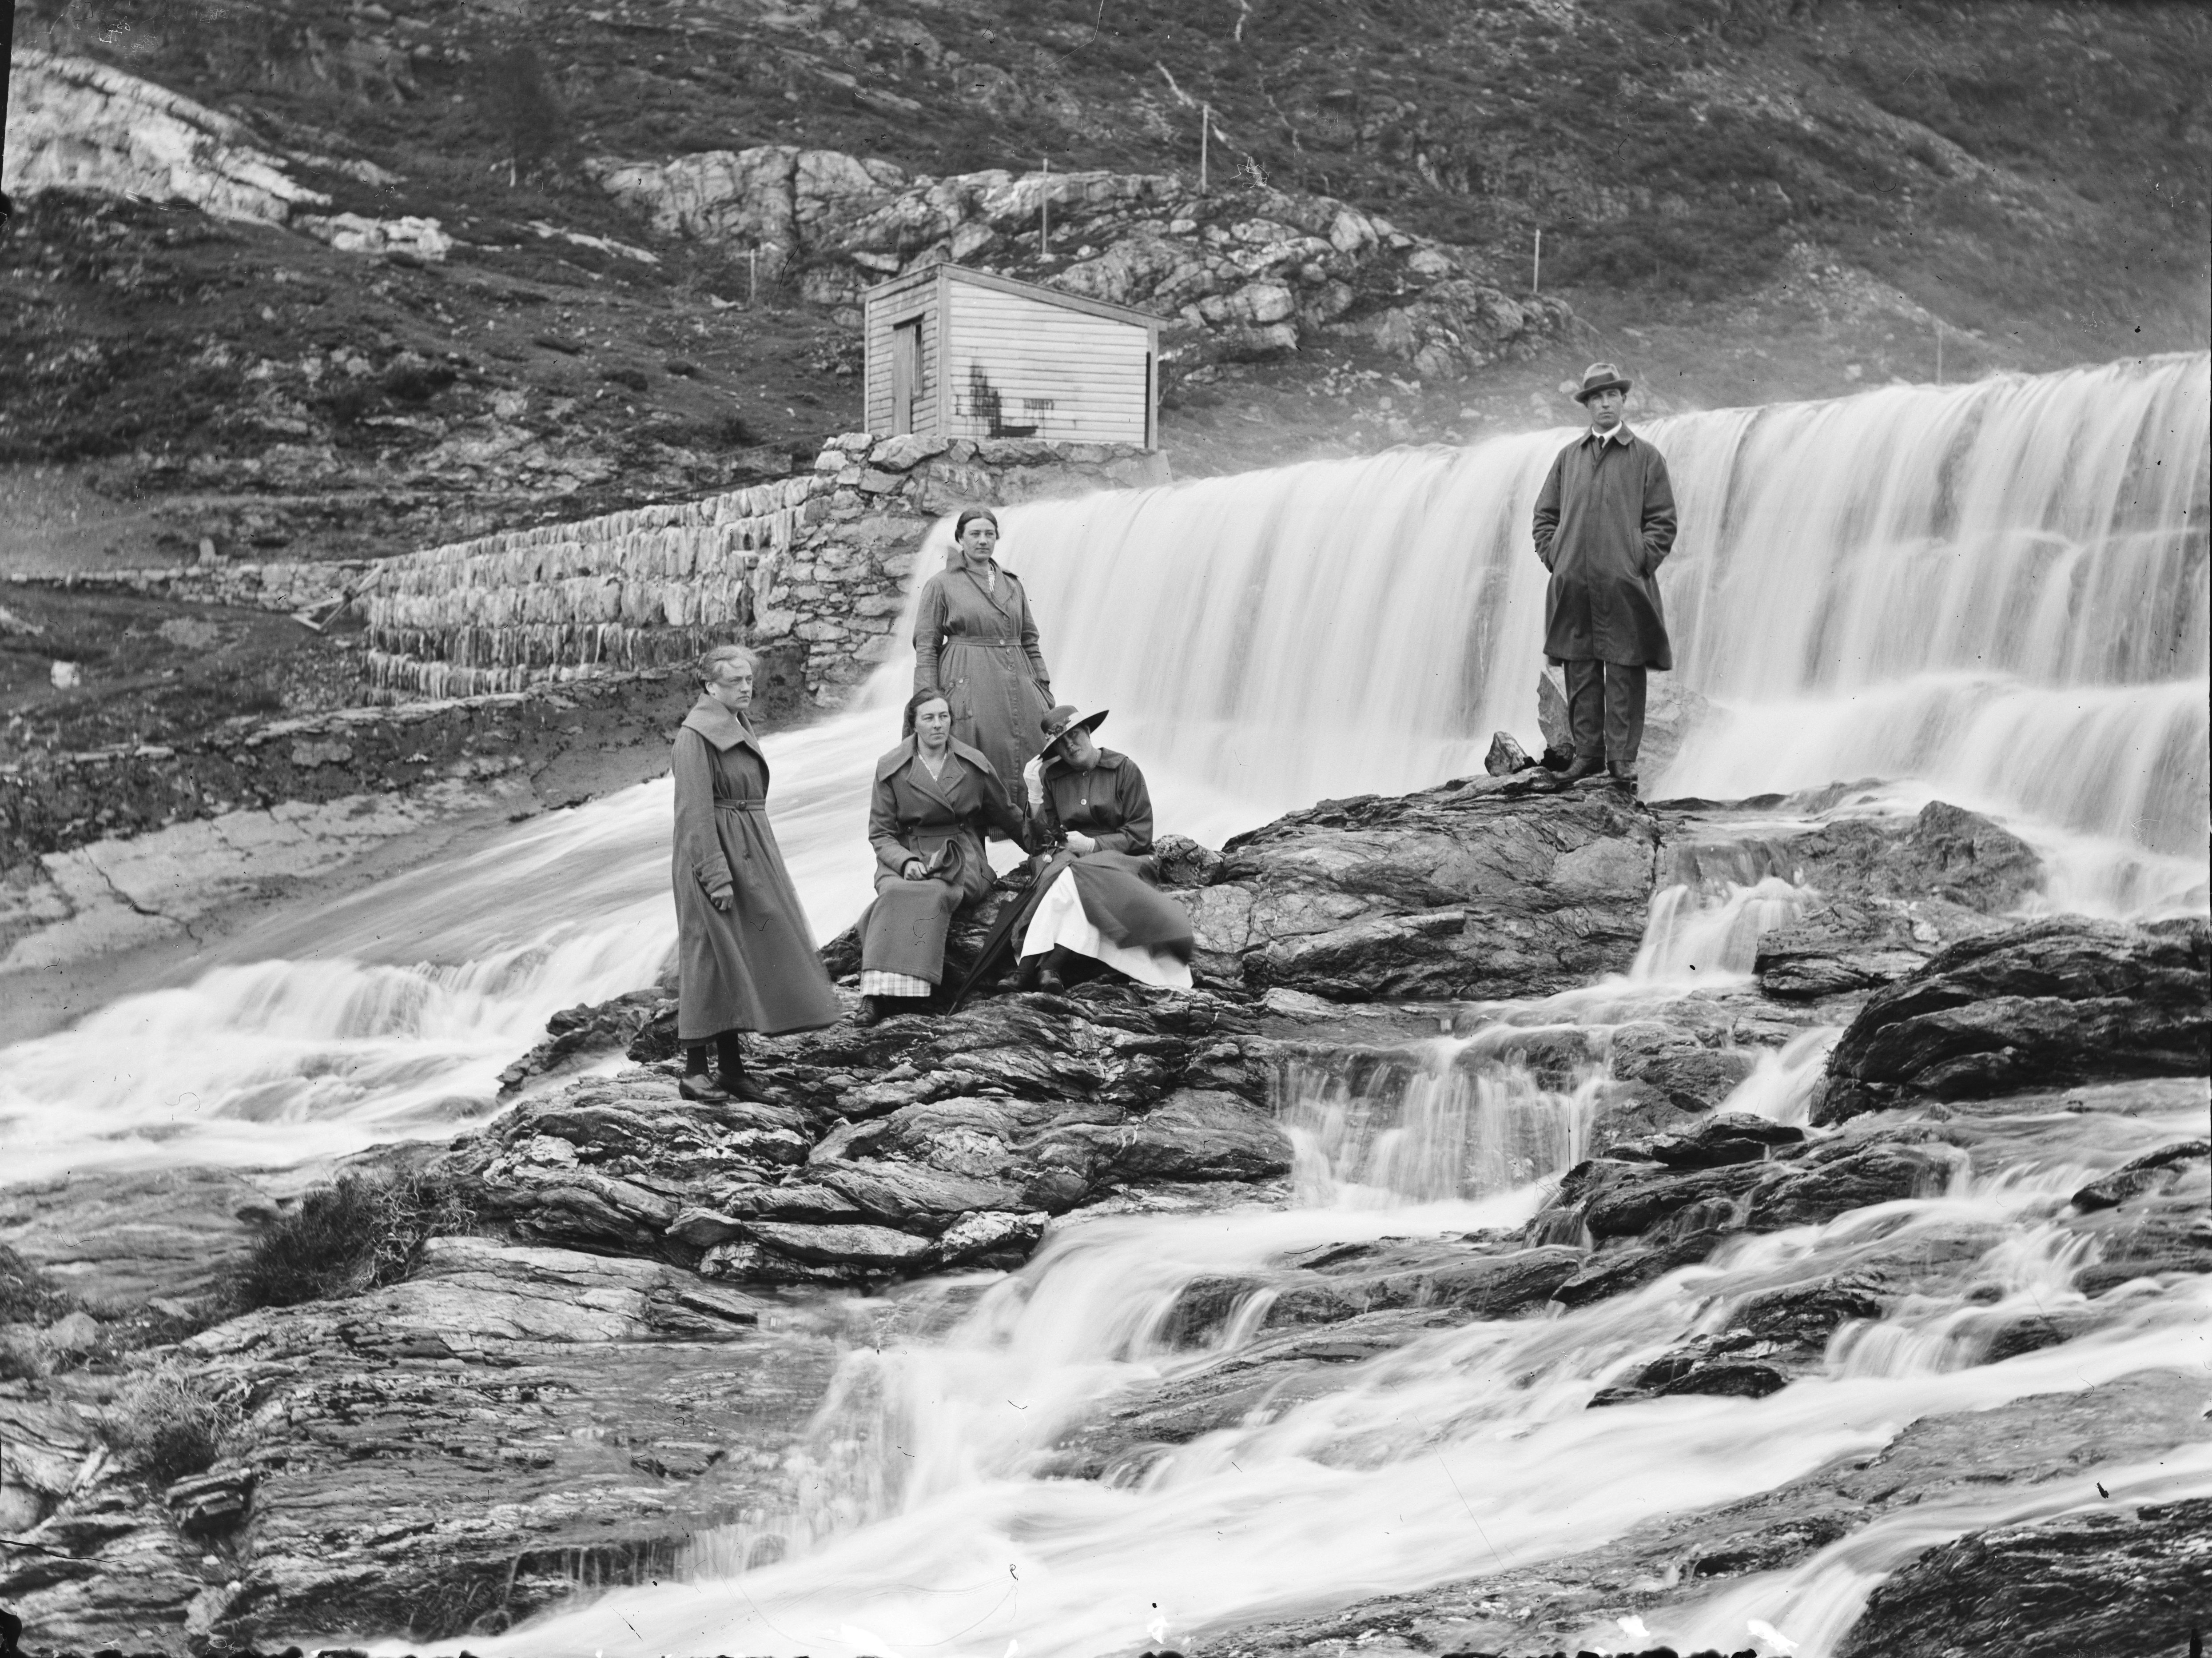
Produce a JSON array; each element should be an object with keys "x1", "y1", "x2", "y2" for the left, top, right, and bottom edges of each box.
[
  {"x1": 1835, "y1": 1497, "x2": 2212, "y2": 1658},
  {"x1": 1180, "y1": 777, "x2": 1661, "y2": 1000},
  {"x1": 1817, "y1": 918, "x2": 2210, "y2": 1123},
  {"x1": 2069, "y1": 1138, "x2": 2208, "y2": 1212}
]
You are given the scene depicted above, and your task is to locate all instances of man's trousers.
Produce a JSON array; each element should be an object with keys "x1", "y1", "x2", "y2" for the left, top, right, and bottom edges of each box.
[{"x1": 1563, "y1": 658, "x2": 1647, "y2": 771}]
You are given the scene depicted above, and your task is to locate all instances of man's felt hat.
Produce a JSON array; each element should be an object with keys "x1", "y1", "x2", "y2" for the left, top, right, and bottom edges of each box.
[
  {"x1": 1573, "y1": 361, "x2": 1634, "y2": 403},
  {"x1": 1040, "y1": 704, "x2": 1108, "y2": 744}
]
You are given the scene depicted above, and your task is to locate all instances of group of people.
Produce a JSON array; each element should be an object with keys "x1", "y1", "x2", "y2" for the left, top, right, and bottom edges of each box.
[
  {"x1": 665, "y1": 506, "x2": 1194, "y2": 1102},
  {"x1": 667, "y1": 363, "x2": 1676, "y2": 1102}
]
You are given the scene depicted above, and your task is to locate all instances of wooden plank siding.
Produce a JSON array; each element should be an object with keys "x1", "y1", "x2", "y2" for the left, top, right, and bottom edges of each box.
[
  {"x1": 863, "y1": 271, "x2": 940, "y2": 436},
  {"x1": 944, "y1": 280, "x2": 1152, "y2": 445},
  {"x1": 861, "y1": 266, "x2": 1159, "y2": 447}
]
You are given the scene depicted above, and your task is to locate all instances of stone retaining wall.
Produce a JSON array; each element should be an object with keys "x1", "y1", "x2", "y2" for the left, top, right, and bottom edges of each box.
[{"x1": 16, "y1": 437, "x2": 1166, "y2": 711}]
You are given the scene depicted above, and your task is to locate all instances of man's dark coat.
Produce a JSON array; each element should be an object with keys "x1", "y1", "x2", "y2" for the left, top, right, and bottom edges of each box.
[{"x1": 1532, "y1": 426, "x2": 1680, "y2": 670}]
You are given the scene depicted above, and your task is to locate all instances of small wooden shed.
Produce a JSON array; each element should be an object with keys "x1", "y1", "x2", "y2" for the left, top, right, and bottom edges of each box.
[{"x1": 862, "y1": 265, "x2": 1160, "y2": 449}]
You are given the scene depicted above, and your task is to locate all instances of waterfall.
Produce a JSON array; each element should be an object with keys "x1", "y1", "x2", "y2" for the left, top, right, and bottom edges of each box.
[
  {"x1": 2, "y1": 354, "x2": 2202, "y2": 1176},
  {"x1": 3, "y1": 356, "x2": 2206, "y2": 1657},
  {"x1": 479, "y1": 1088, "x2": 2211, "y2": 1658}
]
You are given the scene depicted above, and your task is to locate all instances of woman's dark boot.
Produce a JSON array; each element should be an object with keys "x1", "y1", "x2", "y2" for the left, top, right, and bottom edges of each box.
[
  {"x1": 1036, "y1": 947, "x2": 1074, "y2": 995},
  {"x1": 678, "y1": 1044, "x2": 731, "y2": 1103},
  {"x1": 1015, "y1": 955, "x2": 1043, "y2": 992},
  {"x1": 853, "y1": 995, "x2": 883, "y2": 1028}
]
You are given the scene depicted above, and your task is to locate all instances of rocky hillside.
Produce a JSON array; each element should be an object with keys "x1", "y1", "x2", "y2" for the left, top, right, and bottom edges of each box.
[{"x1": 3, "y1": 0, "x2": 2206, "y2": 570}]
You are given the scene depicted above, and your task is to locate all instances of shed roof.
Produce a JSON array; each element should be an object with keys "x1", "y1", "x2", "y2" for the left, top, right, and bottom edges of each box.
[{"x1": 863, "y1": 263, "x2": 1160, "y2": 331}]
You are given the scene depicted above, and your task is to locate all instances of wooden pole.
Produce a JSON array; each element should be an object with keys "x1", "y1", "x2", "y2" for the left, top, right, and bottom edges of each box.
[
  {"x1": 748, "y1": 246, "x2": 757, "y2": 307},
  {"x1": 1532, "y1": 228, "x2": 1541, "y2": 295},
  {"x1": 1040, "y1": 157, "x2": 1050, "y2": 256},
  {"x1": 1935, "y1": 318, "x2": 1943, "y2": 384},
  {"x1": 1200, "y1": 104, "x2": 1210, "y2": 195}
]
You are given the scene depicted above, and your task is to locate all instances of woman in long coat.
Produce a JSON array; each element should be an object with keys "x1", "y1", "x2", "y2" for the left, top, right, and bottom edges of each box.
[
  {"x1": 670, "y1": 643, "x2": 842, "y2": 1100},
  {"x1": 912, "y1": 506, "x2": 1055, "y2": 801},
  {"x1": 855, "y1": 687, "x2": 1030, "y2": 1025},
  {"x1": 1014, "y1": 705, "x2": 1194, "y2": 993}
]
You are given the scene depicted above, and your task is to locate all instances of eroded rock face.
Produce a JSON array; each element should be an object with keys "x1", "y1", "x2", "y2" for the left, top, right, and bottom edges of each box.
[
  {"x1": 1180, "y1": 774, "x2": 1660, "y2": 1000},
  {"x1": 1816, "y1": 917, "x2": 2211, "y2": 1122},
  {"x1": 1834, "y1": 1496, "x2": 2212, "y2": 1658},
  {"x1": 16, "y1": 1240, "x2": 840, "y2": 1654},
  {"x1": 446, "y1": 984, "x2": 1289, "y2": 1286},
  {"x1": 586, "y1": 150, "x2": 1569, "y2": 378}
]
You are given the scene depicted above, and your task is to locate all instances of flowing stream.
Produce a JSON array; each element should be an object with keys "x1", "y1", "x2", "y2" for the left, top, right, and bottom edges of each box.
[{"x1": 4, "y1": 355, "x2": 2208, "y2": 1654}]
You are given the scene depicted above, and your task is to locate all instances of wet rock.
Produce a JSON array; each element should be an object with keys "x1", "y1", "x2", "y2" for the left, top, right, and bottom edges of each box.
[
  {"x1": 1777, "y1": 799, "x2": 2045, "y2": 912},
  {"x1": 1591, "y1": 1352, "x2": 1788, "y2": 1406},
  {"x1": 1754, "y1": 899, "x2": 1941, "y2": 999},
  {"x1": 1609, "y1": 1025, "x2": 1762, "y2": 1111},
  {"x1": 2069, "y1": 1137, "x2": 2208, "y2": 1211},
  {"x1": 165, "y1": 1467, "x2": 253, "y2": 1535},
  {"x1": 1160, "y1": 1241, "x2": 1586, "y2": 1349},
  {"x1": 1639, "y1": 1112, "x2": 1806, "y2": 1169},
  {"x1": 1834, "y1": 1496, "x2": 2212, "y2": 1658},
  {"x1": 2067, "y1": 1191, "x2": 2212, "y2": 1298},
  {"x1": 1533, "y1": 1131, "x2": 1948, "y2": 1301},
  {"x1": 1181, "y1": 780, "x2": 1661, "y2": 1000},
  {"x1": 1483, "y1": 731, "x2": 1534, "y2": 776},
  {"x1": 498, "y1": 987, "x2": 671, "y2": 1094},
  {"x1": 442, "y1": 983, "x2": 1289, "y2": 1284},
  {"x1": 1817, "y1": 917, "x2": 2210, "y2": 1123},
  {"x1": 0, "y1": 1166, "x2": 276, "y2": 1307}
]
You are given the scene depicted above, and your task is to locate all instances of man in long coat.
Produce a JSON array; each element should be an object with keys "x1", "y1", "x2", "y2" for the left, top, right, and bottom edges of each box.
[{"x1": 1531, "y1": 361, "x2": 1679, "y2": 789}]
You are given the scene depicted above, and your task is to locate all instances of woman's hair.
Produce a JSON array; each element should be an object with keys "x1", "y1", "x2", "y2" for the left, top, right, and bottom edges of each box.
[
  {"x1": 953, "y1": 506, "x2": 999, "y2": 541},
  {"x1": 901, "y1": 686, "x2": 952, "y2": 738},
  {"x1": 698, "y1": 642, "x2": 759, "y2": 684}
]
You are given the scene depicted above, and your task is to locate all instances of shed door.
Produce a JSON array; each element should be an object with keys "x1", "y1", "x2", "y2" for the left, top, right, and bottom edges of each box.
[{"x1": 891, "y1": 319, "x2": 923, "y2": 435}]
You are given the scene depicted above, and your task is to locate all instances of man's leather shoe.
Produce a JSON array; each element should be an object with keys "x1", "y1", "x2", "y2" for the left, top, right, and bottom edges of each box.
[
  {"x1": 1558, "y1": 755, "x2": 1604, "y2": 784},
  {"x1": 1607, "y1": 767, "x2": 1639, "y2": 794},
  {"x1": 678, "y1": 1074, "x2": 732, "y2": 1103}
]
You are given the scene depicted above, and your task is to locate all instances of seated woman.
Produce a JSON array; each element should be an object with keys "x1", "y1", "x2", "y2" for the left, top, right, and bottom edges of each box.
[
  {"x1": 855, "y1": 687, "x2": 1030, "y2": 1025},
  {"x1": 1015, "y1": 705, "x2": 1195, "y2": 994}
]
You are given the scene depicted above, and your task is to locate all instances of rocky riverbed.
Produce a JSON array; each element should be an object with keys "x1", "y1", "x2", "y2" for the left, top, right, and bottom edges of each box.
[{"x1": 0, "y1": 773, "x2": 2204, "y2": 1657}]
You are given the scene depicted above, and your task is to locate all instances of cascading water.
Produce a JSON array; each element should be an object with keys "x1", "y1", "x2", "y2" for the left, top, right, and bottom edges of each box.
[{"x1": 3, "y1": 358, "x2": 2206, "y2": 1654}]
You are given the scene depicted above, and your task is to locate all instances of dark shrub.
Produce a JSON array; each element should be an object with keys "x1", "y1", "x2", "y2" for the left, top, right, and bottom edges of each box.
[
  {"x1": 601, "y1": 366, "x2": 650, "y2": 393},
  {"x1": 108, "y1": 1371, "x2": 238, "y2": 1483},
  {"x1": 230, "y1": 1170, "x2": 476, "y2": 1311}
]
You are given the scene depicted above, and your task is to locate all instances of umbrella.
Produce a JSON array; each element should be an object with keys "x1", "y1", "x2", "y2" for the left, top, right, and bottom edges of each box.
[{"x1": 946, "y1": 853, "x2": 1055, "y2": 1012}]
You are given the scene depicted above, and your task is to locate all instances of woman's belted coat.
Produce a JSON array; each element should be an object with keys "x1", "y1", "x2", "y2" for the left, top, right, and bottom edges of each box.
[
  {"x1": 913, "y1": 553, "x2": 1054, "y2": 797},
  {"x1": 669, "y1": 695, "x2": 842, "y2": 1040},
  {"x1": 1531, "y1": 426, "x2": 1679, "y2": 670},
  {"x1": 858, "y1": 737, "x2": 1029, "y2": 984}
]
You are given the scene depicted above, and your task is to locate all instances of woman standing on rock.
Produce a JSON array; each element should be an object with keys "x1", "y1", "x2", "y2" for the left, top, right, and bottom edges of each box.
[
  {"x1": 854, "y1": 687, "x2": 1030, "y2": 1025},
  {"x1": 669, "y1": 643, "x2": 841, "y2": 1100},
  {"x1": 912, "y1": 506, "x2": 1055, "y2": 805}
]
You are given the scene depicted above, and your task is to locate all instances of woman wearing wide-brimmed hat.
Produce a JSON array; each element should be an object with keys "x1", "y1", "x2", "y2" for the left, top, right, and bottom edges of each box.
[
  {"x1": 852, "y1": 685, "x2": 1032, "y2": 1025},
  {"x1": 669, "y1": 643, "x2": 842, "y2": 1101},
  {"x1": 1011, "y1": 703, "x2": 1194, "y2": 995},
  {"x1": 911, "y1": 506, "x2": 1056, "y2": 803}
]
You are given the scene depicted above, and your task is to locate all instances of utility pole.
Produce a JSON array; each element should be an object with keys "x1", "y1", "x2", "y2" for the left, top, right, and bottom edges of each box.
[
  {"x1": 1532, "y1": 229, "x2": 1542, "y2": 295},
  {"x1": 1040, "y1": 157, "x2": 1050, "y2": 256},
  {"x1": 1200, "y1": 104, "x2": 1210, "y2": 195}
]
